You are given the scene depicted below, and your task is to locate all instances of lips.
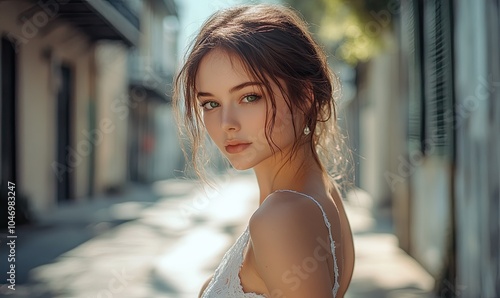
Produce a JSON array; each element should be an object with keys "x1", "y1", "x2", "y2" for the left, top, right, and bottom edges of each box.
[{"x1": 224, "y1": 140, "x2": 252, "y2": 154}]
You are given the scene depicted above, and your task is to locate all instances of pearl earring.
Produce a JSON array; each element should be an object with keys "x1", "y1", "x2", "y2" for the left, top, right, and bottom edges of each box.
[{"x1": 304, "y1": 126, "x2": 311, "y2": 135}]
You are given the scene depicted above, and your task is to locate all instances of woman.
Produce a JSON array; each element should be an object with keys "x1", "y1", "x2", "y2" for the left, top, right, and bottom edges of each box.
[{"x1": 174, "y1": 4, "x2": 354, "y2": 297}]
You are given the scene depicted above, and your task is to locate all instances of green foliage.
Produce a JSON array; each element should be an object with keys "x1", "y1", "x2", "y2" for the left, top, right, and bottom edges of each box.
[{"x1": 286, "y1": 0, "x2": 398, "y2": 65}]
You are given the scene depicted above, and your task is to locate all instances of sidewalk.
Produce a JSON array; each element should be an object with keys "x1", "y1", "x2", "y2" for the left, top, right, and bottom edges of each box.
[
  {"x1": 343, "y1": 190, "x2": 435, "y2": 298},
  {"x1": 0, "y1": 172, "x2": 434, "y2": 297}
]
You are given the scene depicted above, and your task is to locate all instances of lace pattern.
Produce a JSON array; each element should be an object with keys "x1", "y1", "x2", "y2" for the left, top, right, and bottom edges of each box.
[
  {"x1": 201, "y1": 226, "x2": 265, "y2": 298},
  {"x1": 201, "y1": 189, "x2": 339, "y2": 297}
]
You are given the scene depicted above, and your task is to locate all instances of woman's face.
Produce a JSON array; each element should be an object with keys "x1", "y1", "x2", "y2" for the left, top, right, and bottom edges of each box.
[{"x1": 195, "y1": 49, "x2": 298, "y2": 170}]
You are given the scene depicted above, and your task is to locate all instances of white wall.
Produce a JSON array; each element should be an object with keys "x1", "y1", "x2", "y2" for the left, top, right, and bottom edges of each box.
[
  {"x1": 410, "y1": 156, "x2": 452, "y2": 277},
  {"x1": 358, "y1": 48, "x2": 401, "y2": 206},
  {"x1": 94, "y1": 41, "x2": 129, "y2": 193}
]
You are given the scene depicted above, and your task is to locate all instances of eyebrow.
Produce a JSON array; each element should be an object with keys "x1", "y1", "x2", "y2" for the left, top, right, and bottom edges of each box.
[{"x1": 196, "y1": 81, "x2": 263, "y2": 98}]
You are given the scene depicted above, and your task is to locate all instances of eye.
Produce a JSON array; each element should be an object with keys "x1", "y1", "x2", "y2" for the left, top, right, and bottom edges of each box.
[
  {"x1": 242, "y1": 94, "x2": 261, "y2": 103},
  {"x1": 200, "y1": 101, "x2": 220, "y2": 110}
]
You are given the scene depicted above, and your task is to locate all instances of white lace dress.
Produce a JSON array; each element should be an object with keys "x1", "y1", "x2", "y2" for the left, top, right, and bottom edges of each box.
[{"x1": 201, "y1": 190, "x2": 340, "y2": 297}]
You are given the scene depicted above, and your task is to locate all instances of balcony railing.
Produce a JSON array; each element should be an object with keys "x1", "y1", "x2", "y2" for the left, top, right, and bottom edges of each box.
[{"x1": 21, "y1": 0, "x2": 140, "y2": 46}]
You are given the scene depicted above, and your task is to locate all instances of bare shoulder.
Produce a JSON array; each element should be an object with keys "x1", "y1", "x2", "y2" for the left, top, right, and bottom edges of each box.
[
  {"x1": 248, "y1": 190, "x2": 332, "y2": 257},
  {"x1": 249, "y1": 191, "x2": 326, "y2": 237},
  {"x1": 247, "y1": 191, "x2": 334, "y2": 296}
]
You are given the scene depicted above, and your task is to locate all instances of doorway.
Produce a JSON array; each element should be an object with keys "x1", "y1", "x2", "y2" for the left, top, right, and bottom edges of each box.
[{"x1": 56, "y1": 64, "x2": 74, "y2": 203}]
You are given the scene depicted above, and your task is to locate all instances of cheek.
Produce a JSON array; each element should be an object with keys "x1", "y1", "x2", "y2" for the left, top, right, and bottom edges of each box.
[
  {"x1": 271, "y1": 105, "x2": 295, "y2": 135},
  {"x1": 203, "y1": 115, "x2": 220, "y2": 141}
]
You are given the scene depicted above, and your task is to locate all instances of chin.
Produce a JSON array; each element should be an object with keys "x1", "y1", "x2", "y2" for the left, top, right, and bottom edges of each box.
[
  {"x1": 226, "y1": 155, "x2": 259, "y2": 171},
  {"x1": 224, "y1": 150, "x2": 269, "y2": 171},
  {"x1": 228, "y1": 161, "x2": 253, "y2": 171}
]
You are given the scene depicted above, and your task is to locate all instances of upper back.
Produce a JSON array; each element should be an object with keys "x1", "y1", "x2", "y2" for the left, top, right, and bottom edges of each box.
[{"x1": 248, "y1": 189, "x2": 352, "y2": 297}]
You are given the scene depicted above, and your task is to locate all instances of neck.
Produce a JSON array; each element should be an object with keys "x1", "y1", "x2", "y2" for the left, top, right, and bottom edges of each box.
[{"x1": 252, "y1": 143, "x2": 327, "y2": 205}]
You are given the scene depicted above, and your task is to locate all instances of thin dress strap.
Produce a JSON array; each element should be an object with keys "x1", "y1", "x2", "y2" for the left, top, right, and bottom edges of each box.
[{"x1": 274, "y1": 189, "x2": 340, "y2": 297}]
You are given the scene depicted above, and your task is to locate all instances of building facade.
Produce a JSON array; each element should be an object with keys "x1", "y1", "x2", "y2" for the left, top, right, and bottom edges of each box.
[
  {"x1": 0, "y1": 0, "x2": 179, "y2": 221},
  {"x1": 397, "y1": 0, "x2": 499, "y2": 296},
  {"x1": 126, "y1": 0, "x2": 182, "y2": 183},
  {"x1": 341, "y1": 0, "x2": 499, "y2": 296}
]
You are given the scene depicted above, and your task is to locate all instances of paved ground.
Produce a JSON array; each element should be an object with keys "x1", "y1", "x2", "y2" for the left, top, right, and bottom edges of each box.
[{"x1": 0, "y1": 171, "x2": 434, "y2": 297}]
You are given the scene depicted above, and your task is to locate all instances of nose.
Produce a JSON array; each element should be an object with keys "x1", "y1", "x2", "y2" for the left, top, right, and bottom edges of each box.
[{"x1": 220, "y1": 106, "x2": 240, "y2": 132}]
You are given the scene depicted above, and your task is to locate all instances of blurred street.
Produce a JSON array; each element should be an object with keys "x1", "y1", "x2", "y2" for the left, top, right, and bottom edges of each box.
[{"x1": 0, "y1": 172, "x2": 434, "y2": 298}]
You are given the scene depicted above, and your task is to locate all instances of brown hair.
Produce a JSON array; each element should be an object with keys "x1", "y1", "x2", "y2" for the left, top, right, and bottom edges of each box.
[{"x1": 173, "y1": 4, "x2": 350, "y2": 187}]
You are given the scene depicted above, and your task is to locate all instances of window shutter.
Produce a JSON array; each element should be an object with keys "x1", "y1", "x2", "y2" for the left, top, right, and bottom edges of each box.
[
  {"x1": 423, "y1": 0, "x2": 454, "y2": 156},
  {"x1": 402, "y1": 0, "x2": 425, "y2": 154}
]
